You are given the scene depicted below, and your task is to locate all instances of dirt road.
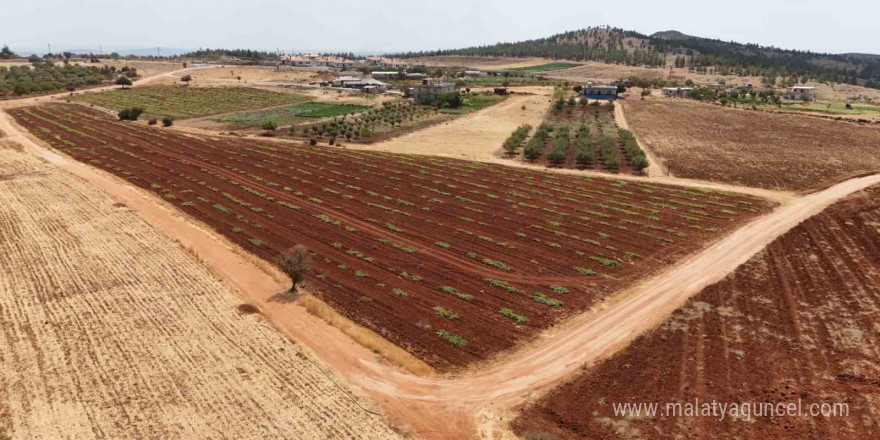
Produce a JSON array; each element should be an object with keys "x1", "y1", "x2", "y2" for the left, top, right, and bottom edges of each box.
[{"x1": 4, "y1": 106, "x2": 877, "y2": 438}]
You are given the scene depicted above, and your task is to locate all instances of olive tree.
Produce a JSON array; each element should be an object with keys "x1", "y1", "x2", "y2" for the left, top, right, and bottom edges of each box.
[{"x1": 276, "y1": 245, "x2": 310, "y2": 292}]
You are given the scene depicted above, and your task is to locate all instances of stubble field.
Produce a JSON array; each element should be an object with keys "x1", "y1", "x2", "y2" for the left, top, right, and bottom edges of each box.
[
  {"x1": 512, "y1": 184, "x2": 880, "y2": 440},
  {"x1": 10, "y1": 103, "x2": 774, "y2": 371},
  {"x1": 622, "y1": 98, "x2": 880, "y2": 191},
  {"x1": 0, "y1": 137, "x2": 401, "y2": 440}
]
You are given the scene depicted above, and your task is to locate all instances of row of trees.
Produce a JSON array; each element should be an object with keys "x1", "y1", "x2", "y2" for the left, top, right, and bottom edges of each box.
[
  {"x1": 502, "y1": 124, "x2": 532, "y2": 156},
  {"x1": 0, "y1": 60, "x2": 122, "y2": 96},
  {"x1": 617, "y1": 129, "x2": 649, "y2": 174}
]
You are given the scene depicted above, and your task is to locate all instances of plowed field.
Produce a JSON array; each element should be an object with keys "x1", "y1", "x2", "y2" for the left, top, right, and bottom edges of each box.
[
  {"x1": 10, "y1": 104, "x2": 774, "y2": 371},
  {"x1": 0, "y1": 137, "x2": 401, "y2": 440},
  {"x1": 622, "y1": 98, "x2": 880, "y2": 191},
  {"x1": 512, "y1": 184, "x2": 880, "y2": 440}
]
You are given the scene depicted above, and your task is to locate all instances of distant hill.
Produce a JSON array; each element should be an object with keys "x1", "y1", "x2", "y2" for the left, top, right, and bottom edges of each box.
[
  {"x1": 650, "y1": 30, "x2": 698, "y2": 41},
  {"x1": 397, "y1": 27, "x2": 880, "y2": 88}
]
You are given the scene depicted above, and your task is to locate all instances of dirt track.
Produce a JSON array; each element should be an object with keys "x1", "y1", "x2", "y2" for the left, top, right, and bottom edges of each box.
[{"x1": 3, "y1": 105, "x2": 877, "y2": 438}]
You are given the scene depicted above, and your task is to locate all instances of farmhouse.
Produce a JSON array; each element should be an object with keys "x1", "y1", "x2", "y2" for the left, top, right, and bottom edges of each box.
[
  {"x1": 405, "y1": 78, "x2": 455, "y2": 104},
  {"x1": 465, "y1": 70, "x2": 485, "y2": 77},
  {"x1": 332, "y1": 76, "x2": 389, "y2": 93},
  {"x1": 662, "y1": 87, "x2": 694, "y2": 97},
  {"x1": 784, "y1": 86, "x2": 816, "y2": 100},
  {"x1": 581, "y1": 85, "x2": 618, "y2": 100},
  {"x1": 371, "y1": 71, "x2": 401, "y2": 79}
]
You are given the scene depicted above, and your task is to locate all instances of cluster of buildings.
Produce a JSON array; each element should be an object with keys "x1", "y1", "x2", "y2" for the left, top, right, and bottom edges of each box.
[{"x1": 279, "y1": 54, "x2": 419, "y2": 71}]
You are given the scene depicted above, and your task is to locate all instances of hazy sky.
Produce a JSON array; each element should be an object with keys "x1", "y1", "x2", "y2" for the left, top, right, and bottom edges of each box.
[{"x1": 3, "y1": 0, "x2": 878, "y2": 55}]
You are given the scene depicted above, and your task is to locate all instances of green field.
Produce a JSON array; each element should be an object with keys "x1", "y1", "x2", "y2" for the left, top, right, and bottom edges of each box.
[
  {"x1": 72, "y1": 86, "x2": 309, "y2": 119},
  {"x1": 437, "y1": 94, "x2": 506, "y2": 115},
  {"x1": 212, "y1": 102, "x2": 372, "y2": 126},
  {"x1": 781, "y1": 101, "x2": 880, "y2": 116},
  {"x1": 508, "y1": 62, "x2": 581, "y2": 72}
]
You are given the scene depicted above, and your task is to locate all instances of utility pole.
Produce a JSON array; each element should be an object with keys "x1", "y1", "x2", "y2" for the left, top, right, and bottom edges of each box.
[
  {"x1": 157, "y1": 46, "x2": 161, "y2": 57},
  {"x1": 47, "y1": 43, "x2": 51, "y2": 55}
]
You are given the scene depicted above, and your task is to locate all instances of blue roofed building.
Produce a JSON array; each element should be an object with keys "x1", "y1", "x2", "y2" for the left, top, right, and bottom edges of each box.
[{"x1": 581, "y1": 85, "x2": 618, "y2": 100}]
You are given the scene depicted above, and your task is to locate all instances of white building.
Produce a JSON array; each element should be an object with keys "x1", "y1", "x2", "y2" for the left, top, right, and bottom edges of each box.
[{"x1": 662, "y1": 87, "x2": 694, "y2": 97}]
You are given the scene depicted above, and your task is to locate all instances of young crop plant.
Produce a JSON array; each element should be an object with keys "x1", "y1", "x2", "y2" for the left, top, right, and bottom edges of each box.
[
  {"x1": 500, "y1": 308, "x2": 529, "y2": 324},
  {"x1": 482, "y1": 258, "x2": 513, "y2": 272},
  {"x1": 436, "y1": 330, "x2": 467, "y2": 347},
  {"x1": 574, "y1": 266, "x2": 596, "y2": 276},
  {"x1": 549, "y1": 285, "x2": 570, "y2": 294},
  {"x1": 392, "y1": 288, "x2": 409, "y2": 297},
  {"x1": 248, "y1": 238, "x2": 264, "y2": 246},
  {"x1": 438, "y1": 286, "x2": 473, "y2": 301},
  {"x1": 434, "y1": 307, "x2": 459, "y2": 320},
  {"x1": 533, "y1": 292, "x2": 563, "y2": 307},
  {"x1": 435, "y1": 241, "x2": 450, "y2": 248},
  {"x1": 484, "y1": 278, "x2": 519, "y2": 293},
  {"x1": 590, "y1": 256, "x2": 620, "y2": 267}
]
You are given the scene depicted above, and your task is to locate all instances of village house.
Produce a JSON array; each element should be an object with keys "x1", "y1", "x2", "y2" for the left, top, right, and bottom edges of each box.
[
  {"x1": 784, "y1": 86, "x2": 816, "y2": 100},
  {"x1": 405, "y1": 78, "x2": 455, "y2": 104},
  {"x1": 662, "y1": 87, "x2": 694, "y2": 97}
]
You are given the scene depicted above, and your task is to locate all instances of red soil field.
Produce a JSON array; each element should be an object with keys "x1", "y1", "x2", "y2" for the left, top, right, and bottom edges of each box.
[
  {"x1": 622, "y1": 98, "x2": 880, "y2": 192},
  {"x1": 10, "y1": 104, "x2": 774, "y2": 371},
  {"x1": 512, "y1": 185, "x2": 880, "y2": 439}
]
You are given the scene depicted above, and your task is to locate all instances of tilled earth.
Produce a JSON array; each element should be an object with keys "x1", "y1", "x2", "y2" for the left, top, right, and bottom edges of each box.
[{"x1": 512, "y1": 184, "x2": 880, "y2": 439}]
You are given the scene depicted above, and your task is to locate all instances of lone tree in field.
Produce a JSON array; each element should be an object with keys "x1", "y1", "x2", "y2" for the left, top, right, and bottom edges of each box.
[
  {"x1": 181, "y1": 74, "x2": 192, "y2": 85},
  {"x1": 116, "y1": 76, "x2": 132, "y2": 89},
  {"x1": 277, "y1": 245, "x2": 310, "y2": 292}
]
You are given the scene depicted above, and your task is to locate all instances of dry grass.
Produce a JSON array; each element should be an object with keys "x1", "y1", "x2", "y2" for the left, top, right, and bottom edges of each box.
[
  {"x1": 0, "y1": 140, "x2": 403, "y2": 439},
  {"x1": 622, "y1": 97, "x2": 880, "y2": 191},
  {"x1": 298, "y1": 294, "x2": 435, "y2": 377}
]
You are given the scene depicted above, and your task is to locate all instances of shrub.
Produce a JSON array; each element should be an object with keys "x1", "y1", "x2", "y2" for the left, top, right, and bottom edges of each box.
[
  {"x1": 261, "y1": 119, "x2": 277, "y2": 132},
  {"x1": 309, "y1": 138, "x2": 317, "y2": 146},
  {"x1": 162, "y1": 117, "x2": 173, "y2": 127},
  {"x1": 147, "y1": 118, "x2": 157, "y2": 125},
  {"x1": 117, "y1": 107, "x2": 144, "y2": 121}
]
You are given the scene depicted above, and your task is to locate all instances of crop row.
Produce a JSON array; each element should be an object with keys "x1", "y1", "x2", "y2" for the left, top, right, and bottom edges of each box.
[{"x1": 10, "y1": 104, "x2": 774, "y2": 371}]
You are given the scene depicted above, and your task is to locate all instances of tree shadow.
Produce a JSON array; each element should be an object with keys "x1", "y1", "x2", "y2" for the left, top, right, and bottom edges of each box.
[{"x1": 268, "y1": 289, "x2": 299, "y2": 304}]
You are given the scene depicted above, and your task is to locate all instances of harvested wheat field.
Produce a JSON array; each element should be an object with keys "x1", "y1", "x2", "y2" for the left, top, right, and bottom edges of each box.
[
  {"x1": 8, "y1": 103, "x2": 774, "y2": 371},
  {"x1": 622, "y1": 98, "x2": 880, "y2": 191},
  {"x1": 0, "y1": 138, "x2": 402, "y2": 440},
  {"x1": 512, "y1": 184, "x2": 880, "y2": 440}
]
